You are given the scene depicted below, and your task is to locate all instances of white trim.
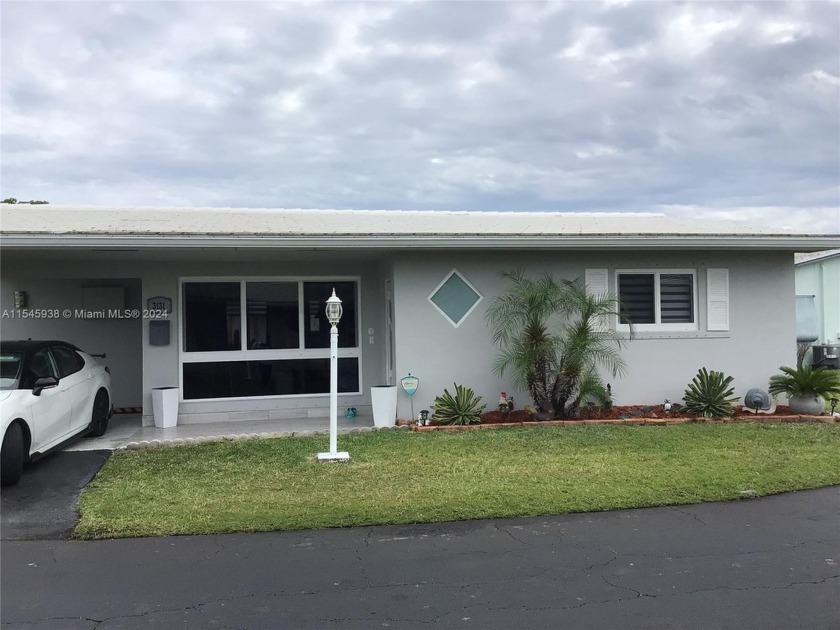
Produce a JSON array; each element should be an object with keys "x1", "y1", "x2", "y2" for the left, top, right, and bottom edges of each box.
[
  {"x1": 427, "y1": 268, "x2": 484, "y2": 328},
  {"x1": 4, "y1": 234, "x2": 838, "y2": 251},
  {"x1": 616, "y1": 269, "x2": 698, "y2": 332},
  {"x1": 585, "y1": 268, "x2": 610, "y2": 332},
  {"x1": 178, "y1": 276, "x2": 362, "y2": 400},
  {"x1": 706, "y1": 268, "x2": 730, "y2": 332}
]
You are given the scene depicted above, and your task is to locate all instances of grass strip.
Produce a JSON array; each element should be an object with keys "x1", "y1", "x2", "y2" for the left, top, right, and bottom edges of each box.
[{"x1": 76, "y1": 423, "x2": 840, "y2": 539}]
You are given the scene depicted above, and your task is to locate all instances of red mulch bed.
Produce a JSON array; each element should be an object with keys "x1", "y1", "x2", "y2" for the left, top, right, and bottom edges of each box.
[{"x1": 478, "y1": 404, "x2": 796, "y2": 424}]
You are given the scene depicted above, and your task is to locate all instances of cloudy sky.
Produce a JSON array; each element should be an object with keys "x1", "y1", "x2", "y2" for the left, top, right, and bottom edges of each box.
[{"x1": 2, "y1": 1, "x2": 839, "y2": 232}]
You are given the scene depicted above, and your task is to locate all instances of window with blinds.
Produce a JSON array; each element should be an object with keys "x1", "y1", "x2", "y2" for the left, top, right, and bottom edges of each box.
[{"x1": 617, "y1": 270, "x2": 696, "y2": 331}]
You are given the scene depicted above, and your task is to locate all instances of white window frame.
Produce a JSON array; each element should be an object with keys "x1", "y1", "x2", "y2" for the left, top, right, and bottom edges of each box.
[
  {"x1": 178, "y1": 276, "x2": 362, "y2": 401},
  {"x1": 427, "y1": 268, "x2": 483, "y2": 328},
  {"x1": 615, "y1": 269, "x2": 698, "y2": 332}
]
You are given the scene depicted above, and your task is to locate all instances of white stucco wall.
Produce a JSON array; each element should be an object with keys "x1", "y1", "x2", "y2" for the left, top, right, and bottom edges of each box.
[
  {"x1": 1, "y1": 251, "x2": 389, "y2": 425},
  {"x1": 136, "y1": 257, "x2": 387, "y2": 424},
  {"x1": 392, "y1": 250, "x2": 796, "y2": 414},
  {"x1": 1, "y1": 246, "x2": 799, "y2": 424},
  {"x1": 796, "y1": 255, "x2": 840, "y2": 345},
  {"x1": 0, "y1": 276, "x2": 143, "y2": 408}
]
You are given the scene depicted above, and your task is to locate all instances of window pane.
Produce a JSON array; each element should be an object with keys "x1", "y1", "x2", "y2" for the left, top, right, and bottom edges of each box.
[
  {"x1": 246, "y1": 282, "x2": 299, "y2": 349},
  {"x1": 303, "y1": 282, "x2": 357, "y2": 348},
  {"x1": 660, "y1": 274, "x2": 694, "y2": 323},
  {"x1": 183, "y1": 358, "x2": 359, "y2": 399},
  {"x1": 24, "y1": 349, "x2": 59, "y2": 388},
  {"x1": 618, "y1": 274, "x2": 655, "y2": 324},
  {"x1": 0, "y1": 353, "x2": 23, "y2": 390},
  {"x1": 429, "y1": 272, "x2": 481, "y2": 326},
  {"x1": 51, "y1": 345, "x2": 84, "y2": 377},
  {"x1": 183, "y1": 283, "x2": 241, "y2": 351}
]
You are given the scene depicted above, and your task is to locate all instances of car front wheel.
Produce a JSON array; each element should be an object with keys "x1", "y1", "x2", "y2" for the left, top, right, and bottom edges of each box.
[
  {"x1": 1, "y1": 422, "x2": 25, "y2": 486},
  {"x1": 88, "y1": 390, "x2": 110, "y2": 437}
]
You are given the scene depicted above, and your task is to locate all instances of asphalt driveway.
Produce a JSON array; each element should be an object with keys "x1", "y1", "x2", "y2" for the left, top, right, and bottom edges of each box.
[{"x1": 0, "y1": 450, "x2": 111, "y2": 540}]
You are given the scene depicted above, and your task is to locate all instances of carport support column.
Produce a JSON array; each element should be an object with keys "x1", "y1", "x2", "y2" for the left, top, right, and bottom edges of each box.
[{"x1": 318, "y1": 289, "x2": 349, "y2": 462}]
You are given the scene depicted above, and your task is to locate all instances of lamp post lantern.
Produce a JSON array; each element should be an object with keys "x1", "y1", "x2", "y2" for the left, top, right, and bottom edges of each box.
[{"x1": 318, "y1": 289, "x2": 350, "y2": 462}]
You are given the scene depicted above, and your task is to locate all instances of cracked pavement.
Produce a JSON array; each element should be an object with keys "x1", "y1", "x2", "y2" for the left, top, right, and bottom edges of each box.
[{"x1": 1, "y1": 487, "x2": 838, "y2": 628}]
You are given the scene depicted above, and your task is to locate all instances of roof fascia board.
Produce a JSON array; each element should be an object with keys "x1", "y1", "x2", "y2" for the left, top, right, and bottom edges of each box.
[{"x1": 2, "y1": 234, "x2": 839, "y2": 251}]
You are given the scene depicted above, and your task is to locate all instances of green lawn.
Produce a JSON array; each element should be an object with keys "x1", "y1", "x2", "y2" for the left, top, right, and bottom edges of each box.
[{"x1": 76, "y1": 423, "x2": 840, "y2": 539}]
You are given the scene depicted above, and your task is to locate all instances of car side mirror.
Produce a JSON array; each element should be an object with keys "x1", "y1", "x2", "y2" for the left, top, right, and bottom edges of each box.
[{"x1": 32, "y1": 376, "x2": 59, "y2": 396}]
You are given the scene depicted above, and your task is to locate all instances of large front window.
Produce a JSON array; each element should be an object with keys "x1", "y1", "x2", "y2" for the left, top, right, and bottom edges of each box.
[
  {"x1": 617, "y1": 270, "x2": 696, "y2": 331},
  {"x1": 181, "y1": 278, "x2": 360, "y2": 400}
]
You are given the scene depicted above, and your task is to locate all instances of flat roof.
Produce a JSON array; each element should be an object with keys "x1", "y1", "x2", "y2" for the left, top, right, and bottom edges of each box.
[
  {"x1": 2, "y1": 206, "x2": 838, "y2": 251},
  {"x1": 795, "y1": 248, "x2": 840, "y2": 264}
]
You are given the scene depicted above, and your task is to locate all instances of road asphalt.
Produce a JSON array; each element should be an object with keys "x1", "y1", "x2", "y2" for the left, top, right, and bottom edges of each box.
[{"x1": 1, "y1": 458, "x2": 838, "y2": 630}]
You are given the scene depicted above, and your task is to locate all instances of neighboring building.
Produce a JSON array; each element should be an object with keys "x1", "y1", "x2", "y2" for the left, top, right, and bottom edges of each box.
[
  {"x1": 1, "y1": 206, "x2": 838, "y2": 426},
  {"x1": 795, "y1": 249, "x2": 840, "y2": 347}
]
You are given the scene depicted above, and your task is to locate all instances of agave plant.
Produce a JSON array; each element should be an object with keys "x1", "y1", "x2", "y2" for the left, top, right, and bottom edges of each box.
[
  {"x1": 682, "y1": 367, "x2": 739, "y2": 418},
  {"x1": 431, "y1": 384, "x2": 486, "y2": 425},
  {"x1": 768, "y1": 365, "x2": 840, "y2": 400}
]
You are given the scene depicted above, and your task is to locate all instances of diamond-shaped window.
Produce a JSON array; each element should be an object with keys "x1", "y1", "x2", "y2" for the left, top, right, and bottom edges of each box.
[{"x1": 428, "y1": 269, "x2": 483, "y2": 327}]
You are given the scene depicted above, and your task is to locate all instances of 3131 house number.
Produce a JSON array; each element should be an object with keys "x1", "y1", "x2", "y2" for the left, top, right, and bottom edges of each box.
[{"x1": 146, "y1": 296, "x2": 172, "y2": 315}]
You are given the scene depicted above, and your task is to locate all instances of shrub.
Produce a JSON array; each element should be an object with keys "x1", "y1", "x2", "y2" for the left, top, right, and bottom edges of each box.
[
  {"x1": 768, "y1": 365, "x2": 840, "y2": 400},
  {"x1": 683, "y1": 368, "x2": 739, "y2": 418},
  {"x1": 431, "y1": 384, "x2": 486, "y2": 425}
]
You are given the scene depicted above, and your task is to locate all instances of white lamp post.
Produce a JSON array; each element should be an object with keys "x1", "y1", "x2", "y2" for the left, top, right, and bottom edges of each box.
[{"x1": 318, "y1": 288, "x2": 350, "y2": 462}]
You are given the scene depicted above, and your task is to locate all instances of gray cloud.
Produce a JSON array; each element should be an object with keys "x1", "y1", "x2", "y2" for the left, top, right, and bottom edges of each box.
[{"x1": 1, "y1": 1, "x2": 837, "y2": 233}]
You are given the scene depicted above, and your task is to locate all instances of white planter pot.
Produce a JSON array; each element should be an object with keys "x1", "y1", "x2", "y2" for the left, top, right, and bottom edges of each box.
[
  {"x1": 371, "y1": 385, "x2": 398, "y2": 428},
  {"x1": 152, "y1": 387, "x2": 180, "y2": 428},
  {"x1": 788, "y1": 395, "x2": 825, "y2": 416}
]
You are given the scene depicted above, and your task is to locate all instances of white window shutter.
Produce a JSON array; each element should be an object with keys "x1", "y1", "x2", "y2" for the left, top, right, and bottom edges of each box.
[
  {"x1": 707, "y1": 268, "x2": 729, "y2": 331},
  {"x1": 585, "y1": 269, "x2": 609, "y2": 332}
]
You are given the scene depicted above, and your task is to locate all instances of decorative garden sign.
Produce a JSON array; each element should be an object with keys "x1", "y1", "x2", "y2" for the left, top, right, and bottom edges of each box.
[{"x1": 401, "y1": 374, "x2": 419, "y2": 396}]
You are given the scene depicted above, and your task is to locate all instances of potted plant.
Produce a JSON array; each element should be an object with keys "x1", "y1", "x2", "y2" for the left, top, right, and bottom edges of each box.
[{"x1": 768, "y1": 365, "x2": 840, "y2": 415}]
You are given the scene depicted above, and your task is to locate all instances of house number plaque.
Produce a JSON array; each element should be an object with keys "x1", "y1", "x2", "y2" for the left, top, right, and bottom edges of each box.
[{"x1": 146, "y1": 296, "x2": 172, "y2": 314}]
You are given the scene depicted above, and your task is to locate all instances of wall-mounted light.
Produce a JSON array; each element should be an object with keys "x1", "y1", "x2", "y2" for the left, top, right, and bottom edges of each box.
[{"x1": 14, "y1": 291, "x2": 26, "y2": 308}]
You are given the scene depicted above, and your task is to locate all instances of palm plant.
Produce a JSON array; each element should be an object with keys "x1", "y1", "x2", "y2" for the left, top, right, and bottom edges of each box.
[
  {"x1": 768, "y1": 365, "x2": 840, "y2": 400},
  {"x1": 485, "y1": 269, "x2": 630, "y2": 418}
]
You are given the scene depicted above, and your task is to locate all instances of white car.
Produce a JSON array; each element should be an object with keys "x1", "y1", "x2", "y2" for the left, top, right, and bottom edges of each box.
[{"x1": 1, "y1": 340, "x2": 113, "y2": 486}]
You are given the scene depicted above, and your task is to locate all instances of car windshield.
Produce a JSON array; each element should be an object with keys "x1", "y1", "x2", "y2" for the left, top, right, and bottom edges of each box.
[{"x1": 0, "y1": 353, "x2": 24, "y2": 390}]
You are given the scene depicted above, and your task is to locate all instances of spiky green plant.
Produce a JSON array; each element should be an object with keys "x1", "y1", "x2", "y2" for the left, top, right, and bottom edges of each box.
[
  {"x1": 431, "y1": 384, "x2": 486, "y2": 425},
  {"x1": 682, "y1": 368, "x2": 739, "y2": 418},
  {"x1": 768, "y1": 365, "x2": 840, "y2": 399},
  {"x1": 485, "y1": 269, "x2": 631, "y2": 418}
]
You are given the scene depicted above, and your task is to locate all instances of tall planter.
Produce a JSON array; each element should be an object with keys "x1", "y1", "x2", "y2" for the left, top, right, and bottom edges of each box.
[
  {"x1": 152, "y1": 387, "x2": 180, "y2": 428},
  {"x1": 371, "y1": 385, "x2": 398, "y2": 428}
]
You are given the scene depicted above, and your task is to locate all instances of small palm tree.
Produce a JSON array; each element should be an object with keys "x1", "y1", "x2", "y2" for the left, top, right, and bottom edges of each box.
[{"x1": 485, "y1": 269, "x2": 631, "y2": 418}]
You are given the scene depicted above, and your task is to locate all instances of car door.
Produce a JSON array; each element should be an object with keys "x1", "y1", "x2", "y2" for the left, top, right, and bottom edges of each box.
[
  {"x1": 50, "y1": 344, "x2": 93, "y2": 433},
  {"x1": 23, "y1": 348, "x2": 72, "y2": 452}
]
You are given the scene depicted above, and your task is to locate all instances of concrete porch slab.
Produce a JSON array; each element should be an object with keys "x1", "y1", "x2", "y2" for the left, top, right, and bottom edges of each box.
[{"x1": 65, "y1": 413, "x2": 376, "y2": 452}]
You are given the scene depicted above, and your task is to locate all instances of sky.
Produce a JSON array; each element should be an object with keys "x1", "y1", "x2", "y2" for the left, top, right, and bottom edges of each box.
[{"x1": 2, "y1": 1, "x2": 839, "y2": 233}]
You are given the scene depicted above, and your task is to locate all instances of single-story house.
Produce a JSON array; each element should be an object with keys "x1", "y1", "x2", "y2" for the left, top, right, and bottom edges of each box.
[
  {"x1": 1, "y1": 206, "x2": 838, "y2": 426},
  {"x1": 795, "y1": 249, "x2": 840, "y2": 347}
]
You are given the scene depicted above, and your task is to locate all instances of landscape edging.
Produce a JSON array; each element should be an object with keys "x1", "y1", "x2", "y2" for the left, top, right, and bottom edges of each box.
[{"x1": 410, "y1": 414, "x2": 838, "y2": 432}]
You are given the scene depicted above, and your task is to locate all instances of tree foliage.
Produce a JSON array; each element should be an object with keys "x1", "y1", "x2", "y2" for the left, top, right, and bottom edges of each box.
[{"x1": 485, "y1": 269, "x2": 630, "y2": 418}]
